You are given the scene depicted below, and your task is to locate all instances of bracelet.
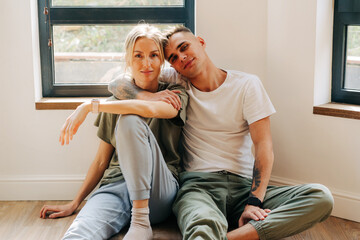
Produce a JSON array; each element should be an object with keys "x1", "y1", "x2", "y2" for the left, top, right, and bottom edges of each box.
[{"x1": 91, "y1": 99, "x2": 100, "y2": 113}]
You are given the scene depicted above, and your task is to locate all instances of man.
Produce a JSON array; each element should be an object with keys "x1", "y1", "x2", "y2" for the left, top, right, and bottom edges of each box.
[{"x1": 110, "y1": 26, "x2": 333, "y2": 240}]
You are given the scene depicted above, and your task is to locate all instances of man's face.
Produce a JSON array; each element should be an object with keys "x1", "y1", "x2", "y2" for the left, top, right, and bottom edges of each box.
[{"x1": 165, "y1": 32, "x2": 206, "y2": 79}]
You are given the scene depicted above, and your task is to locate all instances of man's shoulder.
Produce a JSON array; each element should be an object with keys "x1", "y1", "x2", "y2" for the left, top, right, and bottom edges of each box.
[
  {"x1": 226, "y1": 70, "x2": 261, "y2": 87},
  {"x1": 227, "y1": 70, "x2": 260, "y2": 81}
]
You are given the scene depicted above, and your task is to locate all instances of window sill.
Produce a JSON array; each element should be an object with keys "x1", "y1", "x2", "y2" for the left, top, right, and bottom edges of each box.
[
  {"x1": 35, "y1": 97, "x2": 108, "y2": 110},
  {"x1": 313, "y1": 102, "x2": 360, "y2": 120}
]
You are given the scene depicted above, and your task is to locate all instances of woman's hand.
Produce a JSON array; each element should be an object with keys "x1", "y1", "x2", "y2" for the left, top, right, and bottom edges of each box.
[
  {"x1": 59, "y1": 103, "x2": 91, "y2": 145},
  {"x1": 40, "y1": 201, "x2": 78, "y2": 219}
]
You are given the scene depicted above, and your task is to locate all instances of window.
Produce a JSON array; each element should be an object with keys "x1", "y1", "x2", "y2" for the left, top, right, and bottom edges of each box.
[
  {"x1": 332, "y1": 0, "x2": 360, "y2": 105},
  {"x1": 38, "y1": 0, "x2": 194, "y2": 97}
]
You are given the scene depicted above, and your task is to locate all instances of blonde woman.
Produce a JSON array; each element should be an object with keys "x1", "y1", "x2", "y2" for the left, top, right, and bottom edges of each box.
[{"x1": 40, "y1": 24, "x2": 188, "y2": 240}]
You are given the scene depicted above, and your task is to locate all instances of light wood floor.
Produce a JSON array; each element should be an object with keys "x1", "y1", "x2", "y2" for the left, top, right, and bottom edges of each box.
[{"x1": 0, "y1": 201, "x2": 359, "y2": 240}]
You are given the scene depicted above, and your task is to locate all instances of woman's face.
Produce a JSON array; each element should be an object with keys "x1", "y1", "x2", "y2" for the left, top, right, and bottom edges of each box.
[{"x1": 131, "y1": 37, "x2": 162, "y2": 87}]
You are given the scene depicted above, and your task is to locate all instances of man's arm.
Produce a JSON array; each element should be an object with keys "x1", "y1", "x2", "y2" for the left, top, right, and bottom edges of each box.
[
  {"x1": 108, "y1": 76, "x2": 181, "y2": 110},
  {"x1": 238, "y1": 117, "x2": 274, "y2": 226},
  {"x1": 40, "y1": 140, "x2": 114, "y2": 218},
  {"x1": 108, "y1": 77, "x2": 142, "y2": 100}
]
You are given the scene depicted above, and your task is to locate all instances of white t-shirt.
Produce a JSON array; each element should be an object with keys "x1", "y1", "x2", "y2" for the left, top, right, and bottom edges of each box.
[{"x1": 182, "y1": 70, "x2": 276, "y2": 178}]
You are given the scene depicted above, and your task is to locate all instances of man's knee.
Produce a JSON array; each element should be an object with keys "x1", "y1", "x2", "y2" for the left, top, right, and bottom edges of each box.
[
  {"x1": 182, "y1": 213, "x2": 228, "y2": 240},
  {"x1": 174, "y1": 194, "x2": 228, "y2": 240},
  {"x1": 307, "y1": 183, "x2": 334, "y2": 219}
]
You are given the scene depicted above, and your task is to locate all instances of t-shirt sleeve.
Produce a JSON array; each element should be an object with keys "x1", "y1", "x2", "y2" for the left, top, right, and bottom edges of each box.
[
  {"x1": 166, "y1": 84, "x2": 188, "y2": 126},
  {"x1": 243, "y1": 76, "x2": 276, "y2": 125},
  {"x1": 94, "y1": 97, "x2": 119, "y2": 145}
]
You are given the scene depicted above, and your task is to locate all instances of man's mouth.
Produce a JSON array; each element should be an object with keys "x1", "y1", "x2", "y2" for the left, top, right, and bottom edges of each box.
[{"x1": 184, "y1": 58, "x2": 194, "y2": 70}]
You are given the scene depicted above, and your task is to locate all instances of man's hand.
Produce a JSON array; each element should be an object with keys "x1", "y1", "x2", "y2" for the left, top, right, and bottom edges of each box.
[
  {"x1": 238, "y1": 205, "x2": 271, "y2": 227},
  {"x1": 138, "y1": 89, "x2": 182, "y2": 110},
  {"x1": 40, "y1": 201, "x2": 78, "y2": 219}
]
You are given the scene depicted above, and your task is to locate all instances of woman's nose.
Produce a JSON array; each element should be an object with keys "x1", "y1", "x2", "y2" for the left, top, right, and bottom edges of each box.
[{"x1": 143, "y1": 57, "x2": 151, "y2": 67}]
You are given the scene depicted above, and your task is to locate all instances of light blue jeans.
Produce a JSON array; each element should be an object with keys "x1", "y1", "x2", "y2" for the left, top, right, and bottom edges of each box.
[{"x1": 63, "y1": 115, "x2": 179, "y2": 240}]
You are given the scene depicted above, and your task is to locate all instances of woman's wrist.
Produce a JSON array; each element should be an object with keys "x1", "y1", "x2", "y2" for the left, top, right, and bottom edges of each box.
[
  {"x1": 79, "y1": 102, "x2": 91, "y2": 113},
  {"x1": 70, "y1": 199, "x2": 81, "y2": 210}
]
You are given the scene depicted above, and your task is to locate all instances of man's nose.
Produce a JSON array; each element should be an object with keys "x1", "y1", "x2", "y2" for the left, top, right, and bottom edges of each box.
[{"x1": 180, "y1": 53, "x2": 187, "y2": 62}]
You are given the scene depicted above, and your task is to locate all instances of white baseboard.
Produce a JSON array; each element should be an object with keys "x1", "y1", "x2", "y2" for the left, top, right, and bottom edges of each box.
[
  {"x1": 0, "y1": 175, "x2": 86, "y2": 201},
  {"x1": 270, "y1": 175, "x2": 360, "y2": 223},
  {"x1": 1, "y1": 174, "x2": 359, "y2": 223}
]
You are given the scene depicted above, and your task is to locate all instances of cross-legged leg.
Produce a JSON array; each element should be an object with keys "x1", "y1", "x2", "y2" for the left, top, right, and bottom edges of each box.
[
  {"x1": 173, "y1": 172, "x2": 229, "y2": 240},
  {"x1": 228, "y1": 180, "x2": 334, "y2": 240},
  {"x1": 62, "y1": 180, "x2": 131, "y2": 240}
]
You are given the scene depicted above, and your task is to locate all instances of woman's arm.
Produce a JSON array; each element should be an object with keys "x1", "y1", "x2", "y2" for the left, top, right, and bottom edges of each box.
[
  {"x1": 60, "y1": 99, "x2": 178, "y2": 145},
  {"x1": 40, "y1": 140, "x2": 114, "y2": 218}
]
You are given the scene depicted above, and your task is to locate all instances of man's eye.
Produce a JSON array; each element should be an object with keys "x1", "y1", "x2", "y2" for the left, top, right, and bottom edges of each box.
[
  {"x1": 171, "y1": 56, "x2": 178, "y2": 63},
  {"x1": 181, "y1": 44, "x2": 188, "y2": 51}
]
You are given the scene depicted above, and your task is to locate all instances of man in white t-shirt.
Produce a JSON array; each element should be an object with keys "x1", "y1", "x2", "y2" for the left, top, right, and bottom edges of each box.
[{"x1": 111, "y1": 26, "x2": 334, "y2": 240}]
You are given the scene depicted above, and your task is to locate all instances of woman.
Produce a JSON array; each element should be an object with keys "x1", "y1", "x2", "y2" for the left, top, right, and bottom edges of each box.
[{"x1": 40, "y1": 24, "x2": 188, "y2": 240}]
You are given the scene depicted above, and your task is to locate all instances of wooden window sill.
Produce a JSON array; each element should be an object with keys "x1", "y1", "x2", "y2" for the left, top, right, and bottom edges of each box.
[
  {"x1": 35, "y1": 97, "x2": 108, "y2": 110},
  {"x1": 313, "y1": 102, "x2": 360, "y2": 120}
]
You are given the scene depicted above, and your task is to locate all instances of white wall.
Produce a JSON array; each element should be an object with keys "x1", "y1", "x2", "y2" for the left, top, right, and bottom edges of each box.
[
  {"x1": 266, "y1": 0, "x2": 360, "y2": 222},
  {"x1": 1, "y1": 0, "x2": 359, "y2": 222},
  {"x1": 0, "y1": 0, "x2": 99, "y2": 200}
]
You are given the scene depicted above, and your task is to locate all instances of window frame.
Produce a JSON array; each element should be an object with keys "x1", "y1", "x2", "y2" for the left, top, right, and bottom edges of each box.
[
  {"x1": 332, "y1": 0, "x2": 360, "y2": 105},
  {"x1": 38, "y1": 0, "x2": 195, "y2": 97}
]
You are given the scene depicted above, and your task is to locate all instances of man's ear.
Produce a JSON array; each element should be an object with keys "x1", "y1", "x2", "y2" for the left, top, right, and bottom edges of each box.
[{"x1": 197, "y1": 36, "x2": 206, "y2": 47}]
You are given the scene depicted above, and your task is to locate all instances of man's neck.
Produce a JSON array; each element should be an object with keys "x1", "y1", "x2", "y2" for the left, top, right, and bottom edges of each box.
[{"x1": 189, "y1": 61, "x2": 227, "y2": 92}]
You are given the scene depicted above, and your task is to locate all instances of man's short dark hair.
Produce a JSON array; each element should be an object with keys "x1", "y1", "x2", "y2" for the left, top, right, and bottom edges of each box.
[{"x1": 164, "y1": 25, "x2": 193, "y2": 40}]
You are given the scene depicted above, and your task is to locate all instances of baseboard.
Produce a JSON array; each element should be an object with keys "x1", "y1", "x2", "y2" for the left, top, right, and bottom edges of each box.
[
  {"x1": 1, "y1": 174, "x2": 359, "y2": 223},
  {"x1": 270, "y1": 175, "x2": 360, "y2": 223},
  {"x1": 0, "y1": 175, "x2": 86, "y2": 201}
]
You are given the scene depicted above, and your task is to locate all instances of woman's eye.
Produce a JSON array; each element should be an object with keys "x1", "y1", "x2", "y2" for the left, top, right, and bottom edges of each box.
[
  {"x1": 134, "y1": 54, "x2": 142, "y2": 58},
  {"x1": 151, "y1": 53, "x2": 159, "y2": 57}
]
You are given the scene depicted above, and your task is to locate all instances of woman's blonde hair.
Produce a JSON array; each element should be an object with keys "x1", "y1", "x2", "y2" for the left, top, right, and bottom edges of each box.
[{"x1": 124, "y1": 24, "x2": 167, "y2": 72}]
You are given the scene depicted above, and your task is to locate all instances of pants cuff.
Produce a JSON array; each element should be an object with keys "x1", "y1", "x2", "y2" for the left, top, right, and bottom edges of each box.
[
  {"x1": 249, "y1": 220, "x2": 267, "y2": 240},
  {"x1": 129, "y1": 189, "x2": 150, "y2": 201}
]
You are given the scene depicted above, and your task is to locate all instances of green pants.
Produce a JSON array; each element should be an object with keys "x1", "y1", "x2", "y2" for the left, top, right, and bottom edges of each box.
[{"x1": 173, "y1": 171, "x2": 333, "y2": 240}]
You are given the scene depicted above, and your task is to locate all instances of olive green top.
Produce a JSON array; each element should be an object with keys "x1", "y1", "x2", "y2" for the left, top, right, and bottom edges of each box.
[{"x1": 94, "y1": 82, "x2": 188, "y2": 186}]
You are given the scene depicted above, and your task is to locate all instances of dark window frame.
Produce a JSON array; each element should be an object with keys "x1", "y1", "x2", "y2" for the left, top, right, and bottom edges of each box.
[
  {"x1": 332, "y1": 0, "x2": 360, "y2": 105},
  {"x1": 38, "y1": 0, "x2": 195, "y2": 97}
]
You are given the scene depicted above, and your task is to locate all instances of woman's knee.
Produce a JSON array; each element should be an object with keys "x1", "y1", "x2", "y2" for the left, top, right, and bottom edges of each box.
[{"x1": 115, "y1": 114, "x2": 145, "y2": 137}]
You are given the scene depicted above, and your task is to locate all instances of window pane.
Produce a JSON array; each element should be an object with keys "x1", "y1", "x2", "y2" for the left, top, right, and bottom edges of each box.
[
  {"x1": 345, "y1": 26, "x2": 360, "y2": 90},
  {"x1": 53, "y1": 24, "x2": 175, "y2": 84},
  {"x1": 52, "y1": 0, "x2": 184, "y2": 7}
]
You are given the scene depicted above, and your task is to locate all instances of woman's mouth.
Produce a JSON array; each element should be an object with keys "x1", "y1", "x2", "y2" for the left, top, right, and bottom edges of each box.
[{"x1": 141, "y1": 70, "x2": 153, "y2": 74}]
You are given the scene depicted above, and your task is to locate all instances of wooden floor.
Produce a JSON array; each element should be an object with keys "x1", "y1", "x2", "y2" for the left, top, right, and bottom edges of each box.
[{"x1": 0, "y1": 201, "x2": 359, "y2": 240}]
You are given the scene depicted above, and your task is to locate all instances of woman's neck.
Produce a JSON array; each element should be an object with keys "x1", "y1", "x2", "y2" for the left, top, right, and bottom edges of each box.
[{"x1": 134, "y1": 79, "x2": 159, "y2": 93}]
